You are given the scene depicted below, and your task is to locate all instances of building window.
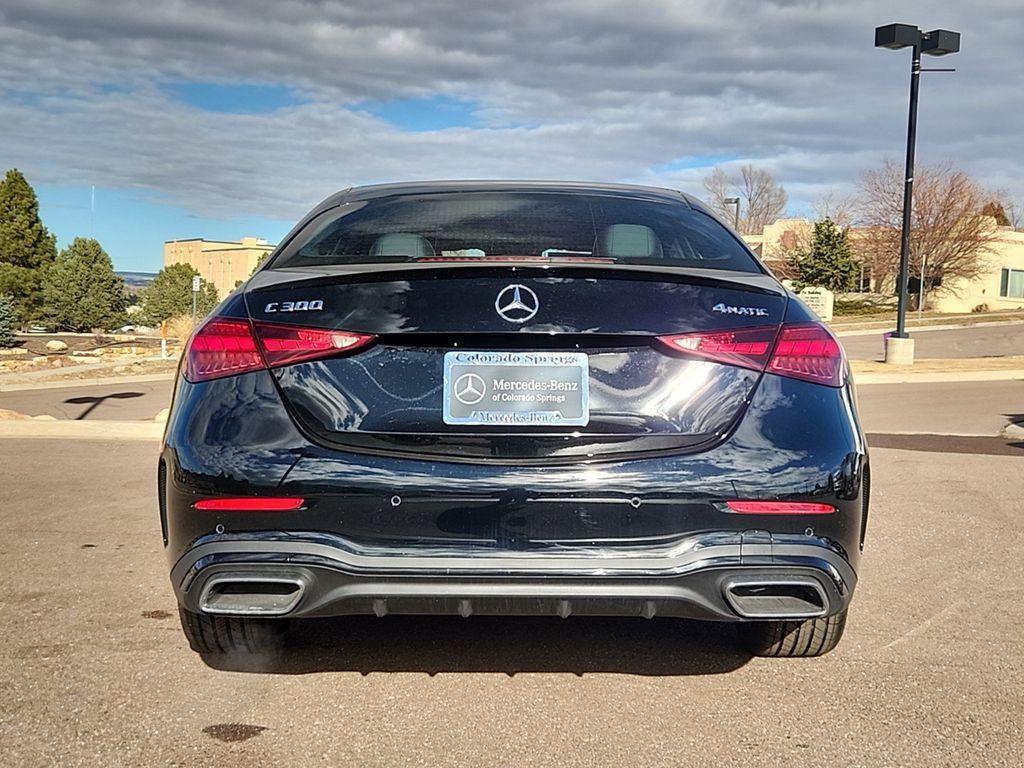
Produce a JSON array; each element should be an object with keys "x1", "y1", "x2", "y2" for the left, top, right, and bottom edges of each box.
[{"x1": 1001, "y1": 268, "x2": 1024, "y2": 299}]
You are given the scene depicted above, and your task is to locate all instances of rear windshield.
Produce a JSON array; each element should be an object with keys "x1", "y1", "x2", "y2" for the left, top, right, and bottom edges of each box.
[{"x1": 272, "y1": 191, "x2": 761, "y2": 272}]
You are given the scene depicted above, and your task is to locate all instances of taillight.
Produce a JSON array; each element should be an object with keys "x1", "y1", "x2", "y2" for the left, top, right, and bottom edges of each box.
[
  {"x1": 194, "y1": 497, "x2": 305, "y2": 511},
  {"x1": 656, "y1": 326, "x2": 776, "y2": 371},
  {"x1": 767, "y1": 324, "x2": 844, "y2": 386},
  {"x1": 253, "y1": 322, "x2": 375, "y2": 368},
  {"x1": 184, "y1": 317, "x2": 376, "y2": 383},
  {"x1": 657, "y1": 322, "x2": 844, "y2": 387},
  {"x1": 725, "y1": 500, "x2": 836, "y2": 515},
  {"x1": 185, "y1": 318, "x2": 264, "y2": 382}
]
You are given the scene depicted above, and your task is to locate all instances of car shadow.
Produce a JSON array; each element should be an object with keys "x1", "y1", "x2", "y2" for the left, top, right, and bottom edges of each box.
[
  {"x1": 64, "y1": 391, "x2": 145, "y2": 419},
  {"x1": 200, "y1": 615, "x2": 752, "y2": 676}
]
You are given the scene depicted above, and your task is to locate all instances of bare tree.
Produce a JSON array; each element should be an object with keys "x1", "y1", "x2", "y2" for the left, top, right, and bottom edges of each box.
[
  {"x1": 812, "y1": 189, "x2": 857, "y2": 229},
  {"x1": 1008, "y1": 199, "x2": 1024, "y2": 230},
  {"x1": 739, "y1": 166, "x2": 788, "y2": 234},
  {"x1": 857, "y1": 160, "x2": 999, "y2": 307},
  {"x1": 990, "y1": 192, "x2": 1024, "y2": 230},
  {"x1": 702, "y1": 167, "x2": 731, "y2": 219},
  {"x1": 701, "y1": 165, "x2": 787, "y2": 235}
]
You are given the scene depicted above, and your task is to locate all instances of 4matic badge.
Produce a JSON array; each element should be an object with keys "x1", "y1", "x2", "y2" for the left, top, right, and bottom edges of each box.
[{"x1": 711, "y1": 302, "x2": 769, "y2": 317}]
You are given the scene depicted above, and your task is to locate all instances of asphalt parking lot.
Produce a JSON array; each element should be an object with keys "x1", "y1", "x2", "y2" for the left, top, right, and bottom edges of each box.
[
  {"x1": 838, "y1": 322, "x2": 1024, "y2": 360},
  {"x1": 1, "y1": 404, "x2": 1022, "y2": 765}
]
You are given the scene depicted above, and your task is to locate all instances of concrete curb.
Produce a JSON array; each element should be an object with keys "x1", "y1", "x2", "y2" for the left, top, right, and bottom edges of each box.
[
  {"x1": 0, "y1": 420, "x2": 163, "y2": 440},
  {"x1": 0, "y1": 372, "x2": 176, "y2": 393},
  {"x1": 834, "y1": 319, "x2": 1024, "y2": 338},
  {"x1": 855, "y1": 369, "x2": 1024, "y2": 385}
]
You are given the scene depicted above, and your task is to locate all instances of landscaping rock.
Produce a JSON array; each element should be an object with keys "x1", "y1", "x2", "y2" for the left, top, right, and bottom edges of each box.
[{"x1": 45, "y1": 340, "x2": 68, "y2": 352}]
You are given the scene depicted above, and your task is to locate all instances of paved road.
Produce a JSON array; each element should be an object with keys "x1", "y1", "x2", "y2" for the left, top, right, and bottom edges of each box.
[
  {"x1": 0, "y1": 437, "x2": 1021, "y2": 766},
  {"x1": 857, "y1": 379, "x2": 1023, "y2": 436},
  {"x1": 839, "y1": 322, "x2": 1024, "y2": 360},
  {"x1": 2, "y1": 376, "x2": 1021, "y2": 445},
  {"x1": 0, "y1": 380, "x2": 173, "y2": 420}
]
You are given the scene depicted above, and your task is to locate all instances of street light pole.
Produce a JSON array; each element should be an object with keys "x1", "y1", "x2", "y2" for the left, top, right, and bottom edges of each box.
[
  {"x1": 875, "y1": 23, "x2": 960, "y2": 362},
  {"x1": 894, "y1": 38, "x2": 921, "y2": 339},
  {"x1": 724, "y1": 197, "x2": 740, "y2": 232}
]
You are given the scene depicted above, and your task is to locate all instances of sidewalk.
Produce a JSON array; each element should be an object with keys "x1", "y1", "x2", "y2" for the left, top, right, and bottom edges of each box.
[
  {"x1": 852, "y1": 356, "x2": 1024, "y2": 384},
  {"x1": 829, "y1": 309, "x2": 1024, "y2": 334}
]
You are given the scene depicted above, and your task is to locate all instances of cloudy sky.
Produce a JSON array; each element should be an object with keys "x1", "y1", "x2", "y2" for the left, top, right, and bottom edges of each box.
[{"x1": 1, "y1": 0, "x2": 1020, "y2": 270}]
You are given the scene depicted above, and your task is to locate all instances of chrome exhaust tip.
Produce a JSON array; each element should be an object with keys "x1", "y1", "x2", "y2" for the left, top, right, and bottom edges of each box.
[
  {"x1": 723, "y1": 576, "x2": 829, "y2": 619},
  {"x1": 199, "y1": 574, "x2": 306, "y2": 616}
]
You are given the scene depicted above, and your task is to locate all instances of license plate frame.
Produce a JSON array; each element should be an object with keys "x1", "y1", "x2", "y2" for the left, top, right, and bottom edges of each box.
[{"x1": 442, "y1": 351, "x2": 590, "y2": 427}]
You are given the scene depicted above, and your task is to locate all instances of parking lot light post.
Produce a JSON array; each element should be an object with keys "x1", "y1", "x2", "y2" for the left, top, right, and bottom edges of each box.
[
  {"x1": 724, "y1": 197, "x2": 740, "y2": 231},
  {"x1": 875, "y1": 23, "x2": 960, "y2": 363}
]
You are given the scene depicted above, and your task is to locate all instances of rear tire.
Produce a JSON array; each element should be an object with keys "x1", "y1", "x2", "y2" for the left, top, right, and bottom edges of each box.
[
  {"x1": 737, "y1": 609, "x2": 847, "y2": 657},
  {"x1": 178, "y1": 606, "x2": 288, "y2": 655}
]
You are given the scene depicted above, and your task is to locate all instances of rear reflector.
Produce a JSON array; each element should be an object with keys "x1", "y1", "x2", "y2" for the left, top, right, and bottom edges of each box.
[
  {"x1": 194, "y1": 497, "x2": 305, "y2": 512},
  {"x1": 657, "y1": 322, "x2": 844, "y2": 387},
  {"x1": 184, "y1": 317, "x2": 376, "y2": 382},
  {"x1": 726, "y1": 500, "x2": 836, "y2": 515}
]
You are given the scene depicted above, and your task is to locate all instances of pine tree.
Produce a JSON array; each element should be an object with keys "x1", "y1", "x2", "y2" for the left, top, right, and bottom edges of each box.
[
  {"x1": 0, "y1": 294, "x2": 16, "y2": 347},
  {"x1": 0, "y1": 168, "x2": 58, "y2": 268},
  {"x1": 0, "y1": 169, "x2": 58, "y2": 321},
  {"x1": 42, "y1": 238, "x2": 127, "y2": 332},
  {"x1": 140, "y1": 262, "x2": 219, "y2": 326},
  {"x1": 789, "y1": 218, "x2": 860, "y2": 292},
  {"x1": 0, "y1": 264, "x2": 43, "y2": 324}
]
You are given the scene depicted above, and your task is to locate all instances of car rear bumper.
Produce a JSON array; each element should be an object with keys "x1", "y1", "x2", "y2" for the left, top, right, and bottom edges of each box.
[{"x1": 171, "y1": 530, "x2": 856, "y2": 622}]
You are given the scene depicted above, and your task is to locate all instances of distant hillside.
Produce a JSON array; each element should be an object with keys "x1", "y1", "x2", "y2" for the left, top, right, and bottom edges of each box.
[{"x1": 117, "y1": 271, "x2": 157, "y2": 289}]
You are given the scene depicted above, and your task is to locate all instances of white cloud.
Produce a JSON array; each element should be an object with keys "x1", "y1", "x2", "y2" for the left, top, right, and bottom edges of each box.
[{"x1": 0, "y1": 0, "x2": 1020, "y2": 221}]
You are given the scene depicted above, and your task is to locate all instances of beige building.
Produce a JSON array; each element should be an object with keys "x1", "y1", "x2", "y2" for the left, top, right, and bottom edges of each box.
[
  {"x1": 743, "y1": 217, "x2": 1024, "y2": 314},
  {"x1": 742, "y1": 217, "x2": 813, "y2": 264},
  {"x1": 164, "y1": 237, "x2": 276, "y2": 299},
  {"x1": 930, "y1": 227, "x2": 1024, "y2": 313}
]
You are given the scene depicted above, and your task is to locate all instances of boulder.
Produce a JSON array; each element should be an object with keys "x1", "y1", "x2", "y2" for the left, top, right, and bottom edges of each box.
[{"x1": 45, "y1": 340, "x2": 68, "y2": 352}]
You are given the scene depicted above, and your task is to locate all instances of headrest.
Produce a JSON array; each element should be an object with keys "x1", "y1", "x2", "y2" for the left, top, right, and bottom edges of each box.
[
  {"x1": 594, "y1": 224, "x2": 663, "y2": 260},
  {"x1": 369, "y1": 233, "x2": 435, "y2": 259}
]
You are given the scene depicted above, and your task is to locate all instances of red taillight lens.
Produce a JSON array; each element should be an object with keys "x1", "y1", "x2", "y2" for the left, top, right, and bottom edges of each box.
[
  {"x1": 184, "y1": 317, "x2": 376, "y2": 383},
  {"x1": 656, "y1": 326, "x2": 777, "y2": 371},
  {"x1": 657, "y1": 322, "x2": 845, "y2": 387},
  {"x1": 185, "y1": 318, "x2": 264, "y2": 382},
  {"x1": 725, "y1": 500, "x2": 836, "y2": 515},
  {"x1": 768, "y1": 324, "x2": 844, "y2": 387},
  {"x1": 253, "y1": 322, "x2": 375, "y2": 368},
  {"x1": 194, "y1": 497, "x2": 305, "y2": 511}
]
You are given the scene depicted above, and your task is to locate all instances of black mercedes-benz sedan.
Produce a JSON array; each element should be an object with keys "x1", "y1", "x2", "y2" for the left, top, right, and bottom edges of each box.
[{"x1": 160, "y1": 181, "x2": 869, "y2": 658}]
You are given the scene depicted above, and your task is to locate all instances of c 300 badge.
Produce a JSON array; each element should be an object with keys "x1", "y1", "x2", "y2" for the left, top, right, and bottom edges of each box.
[{"x1": 264, "y1": 299, "x2": 324, "y2": 313}]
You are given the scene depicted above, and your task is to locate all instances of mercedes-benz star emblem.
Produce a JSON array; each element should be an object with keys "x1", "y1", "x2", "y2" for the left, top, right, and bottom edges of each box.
[
  {"x1": 495, "y1": 284, "x2": 539, "y2": 323},
  {"x1": 453, "y1": 372, "x2": 486, "y2": 405}
]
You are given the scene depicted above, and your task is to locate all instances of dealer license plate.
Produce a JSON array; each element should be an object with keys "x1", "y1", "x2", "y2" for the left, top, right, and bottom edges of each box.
[{"x1": 442, "y1": 351, "x2": 590, "y2": 427}]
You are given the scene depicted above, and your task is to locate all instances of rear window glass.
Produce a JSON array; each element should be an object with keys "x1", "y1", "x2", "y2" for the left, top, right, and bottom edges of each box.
[{"x1": 272, "y1": 191, "x2": 761, "y2": 272}]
